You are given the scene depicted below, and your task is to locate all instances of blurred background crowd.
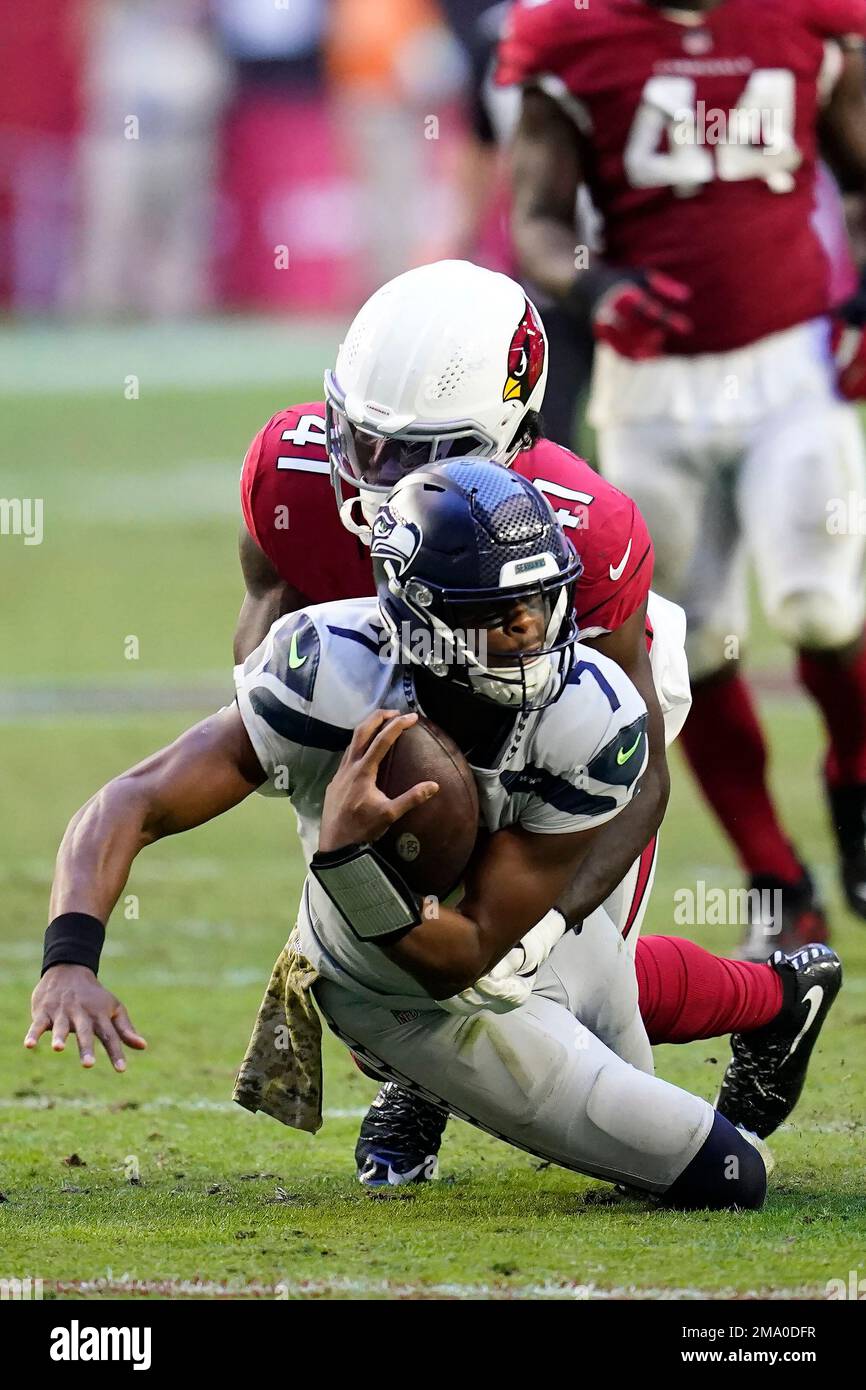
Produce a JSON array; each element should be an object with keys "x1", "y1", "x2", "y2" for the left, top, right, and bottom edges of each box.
[
  {"x1": 1, "y1": 1, "x2": 592, "y2": 441},
  {"x1": 0, "y1": 0, "x2": 520, "y2": 318},
  {"x1": 5, "y1": 0, "x2": 852, "y2": 450}
]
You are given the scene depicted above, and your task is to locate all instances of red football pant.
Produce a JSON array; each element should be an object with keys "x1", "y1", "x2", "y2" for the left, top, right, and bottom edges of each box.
[
  {"x1": 634, "y1": 934, "x2": 782, "y2": 1044},
  {"x1": 679, "y1": 670, "x2": 802, "y2": 882},
  {"x1": 798, "y1": 635, "x2": 866, "y2": 787}
]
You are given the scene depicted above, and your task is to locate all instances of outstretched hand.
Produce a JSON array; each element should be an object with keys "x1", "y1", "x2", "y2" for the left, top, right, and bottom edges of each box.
[{"x1": 26, "y1": 964, "x2": 147, "y2": 1071}]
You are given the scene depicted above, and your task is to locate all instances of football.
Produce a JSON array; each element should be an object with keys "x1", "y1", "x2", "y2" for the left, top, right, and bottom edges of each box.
[{"x1": 377, "y1": 714, "x2": 480, "y2": 900}]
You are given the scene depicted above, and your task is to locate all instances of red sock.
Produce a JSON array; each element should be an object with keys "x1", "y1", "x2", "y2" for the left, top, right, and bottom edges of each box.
[
  {"x1": 680, "y1": 673, "x2": 802, "y2": 882},
  {"x1": 798, "y1": 637, "x2": 866, "y2": 787},
  {"x1": 634, "y1": 935, "x2": 783, "y2": 1044}
]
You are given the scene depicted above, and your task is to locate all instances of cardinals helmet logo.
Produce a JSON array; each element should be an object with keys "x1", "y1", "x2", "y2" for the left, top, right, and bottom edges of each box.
[
  {"x1": 370, "y1": 504, "x2": 423, "y2": 576},
  {"x1": 503, "y1": 300, "x2": 545, "y2": 404}
]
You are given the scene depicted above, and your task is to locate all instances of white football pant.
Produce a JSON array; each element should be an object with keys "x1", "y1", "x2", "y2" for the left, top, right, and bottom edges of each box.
[
  {"x1": 591, "y1": 317, "x2": 866, "y2": 680},
  {"x1": 315, "y1": 912, "x2": 714, "y2": 1194}
]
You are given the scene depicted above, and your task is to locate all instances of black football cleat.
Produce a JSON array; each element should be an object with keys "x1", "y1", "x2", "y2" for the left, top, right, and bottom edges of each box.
[
  {"x1": 736, "y1": 866, "x2": 829, "y2": 962},
  {"x1": 717, "y1": 943, "x2": 842, "y2": 1137},
  {"x1": 827, "y1": 782, "x2": 866, "y2": 920},
  {"x1": 355, "y1": 1082, "x2": 448, "y2": 1190}
]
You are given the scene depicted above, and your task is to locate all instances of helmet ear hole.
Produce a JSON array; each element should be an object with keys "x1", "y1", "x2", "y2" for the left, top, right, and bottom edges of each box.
[
  {"x1": 499, "y1": 409, "x2": 543, "y2": 466},
  {"x1": 521, "y1": 410, "x2": 543, "y2": 448}
]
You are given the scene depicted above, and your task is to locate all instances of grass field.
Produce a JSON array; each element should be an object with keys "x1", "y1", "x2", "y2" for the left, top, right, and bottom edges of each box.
[{"x1": 1, "y1": 325, "x2": 864, "y2": 1301}]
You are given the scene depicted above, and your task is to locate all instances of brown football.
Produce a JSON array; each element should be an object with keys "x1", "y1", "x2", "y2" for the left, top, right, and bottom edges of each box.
[{"x1": 377, "y1": 715, "x2": 480, "y2": 900}]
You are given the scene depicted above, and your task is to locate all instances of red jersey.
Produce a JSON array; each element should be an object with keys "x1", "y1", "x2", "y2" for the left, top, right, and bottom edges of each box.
[
  {"x1": 240, "y1": 402, "x2": 654, "y2": 637},
  {"x1": 497, "y1": 0, "x2": 866, "y2": 354}
]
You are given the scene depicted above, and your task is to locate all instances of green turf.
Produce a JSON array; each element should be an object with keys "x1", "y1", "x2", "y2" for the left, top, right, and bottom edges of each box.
[{"x1": 1, "y1": 376, "x2": 865, "y2": 1300}]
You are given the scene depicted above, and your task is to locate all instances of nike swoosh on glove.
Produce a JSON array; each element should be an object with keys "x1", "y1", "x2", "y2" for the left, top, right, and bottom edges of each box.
[
  {"x1": 832, "y1": 267, "x2": 866, "y2": 400},
  {"x1": 593, "y1": 271, "x2": 693, "y2": 361}
]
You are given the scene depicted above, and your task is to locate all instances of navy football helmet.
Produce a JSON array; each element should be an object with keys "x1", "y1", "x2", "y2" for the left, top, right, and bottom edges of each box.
[{"x1": 371, "y1": 460, "x2": 582, "y2": 712}]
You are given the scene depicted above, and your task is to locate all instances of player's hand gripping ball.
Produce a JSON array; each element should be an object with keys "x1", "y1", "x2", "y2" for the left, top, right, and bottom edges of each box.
[
  {"x1": 318, "y1": 710, "x2": 479, "y2": 899},
  {"x1": 377, "y1": 714, "x2": 480, "y2": 898}
]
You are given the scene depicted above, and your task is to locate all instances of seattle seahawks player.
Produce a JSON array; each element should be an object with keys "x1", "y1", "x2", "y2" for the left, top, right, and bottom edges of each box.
[
  {"x1": 28, "y1": 463, "x2": 767, "y2": 1208},
  {"x1": 234, "y1": 259, "x2": 840, "y2": 1188},
  {"x1": 235, "y1": 463, "x2": 767, "y2": 1203}
]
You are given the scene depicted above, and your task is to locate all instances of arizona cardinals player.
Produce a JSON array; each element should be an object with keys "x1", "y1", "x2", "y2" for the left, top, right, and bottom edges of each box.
[
  {"x1": 500, "y1": 0, "x2": 866, "y2": 959},
  {"x1": 235, "y1": 260, "x2": 839, "y2": 1188}
]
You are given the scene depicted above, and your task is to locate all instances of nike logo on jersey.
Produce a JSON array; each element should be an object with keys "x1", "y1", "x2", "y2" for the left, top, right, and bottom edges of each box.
[
  {"x1": 288, "y1": 630, "x2": 307, "y2": 670},
  {"x1": 617, "y1": 731, "x2": 643, "y2": 765},
  {"x1": 609, "y1": 539, "x2": 633, "y2": 582},
  {"x1": 785, "y1": 986, "x2": 824, "y2": 1062}
]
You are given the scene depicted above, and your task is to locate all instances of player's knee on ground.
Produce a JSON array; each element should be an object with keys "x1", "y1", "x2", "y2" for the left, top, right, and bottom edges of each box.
[
  {"x1": 768, "y1": 588, "x2": 863, "y2": 651},
  {"x1": 660, "y1": 1112, "x2": 767, "y2": 1211}
]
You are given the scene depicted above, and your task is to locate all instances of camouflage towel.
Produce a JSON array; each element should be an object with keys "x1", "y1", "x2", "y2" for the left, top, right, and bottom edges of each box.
[{"x1": 232, "y1": 933, "x2": 323, "y2": 1133}]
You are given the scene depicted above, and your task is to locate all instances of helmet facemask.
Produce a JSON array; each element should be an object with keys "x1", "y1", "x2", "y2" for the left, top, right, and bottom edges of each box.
[
  {"x1": 325, "y1": 374, "x2": 497, "y2": 545},
  {"x1": 378, "y1": 554, "x2": 581, "y2": 715}
]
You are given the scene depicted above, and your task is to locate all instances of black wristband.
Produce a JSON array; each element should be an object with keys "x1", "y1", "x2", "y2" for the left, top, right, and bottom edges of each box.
[{"x1": 42, "y1": 913, "x2": 105, "y2": 977}]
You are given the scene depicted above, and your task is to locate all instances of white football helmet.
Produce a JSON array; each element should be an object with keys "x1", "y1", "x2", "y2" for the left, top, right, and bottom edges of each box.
[{"x1": 324, "y1": 260, "x2": 549, "y2": 543}]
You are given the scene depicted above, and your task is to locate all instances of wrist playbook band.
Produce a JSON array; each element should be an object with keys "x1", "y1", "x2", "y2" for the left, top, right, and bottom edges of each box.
[
  {"x1": 310, "y1": 843, "x2": 421, "y2": 942},
  {"x1": 41, "y1": 913, "x2": 106, "y2": 976}
]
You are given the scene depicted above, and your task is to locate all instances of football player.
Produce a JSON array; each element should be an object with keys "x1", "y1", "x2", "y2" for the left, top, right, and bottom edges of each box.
[
  {"x1": 500, "y1": 0, "x2": 866, "y2": 957},
  {"x1": 233, "y1": 259, "x2": 840, "y2": 1188},
  {"x1": 26, "y1": 462, "x2": 771, "y2": 1210}
]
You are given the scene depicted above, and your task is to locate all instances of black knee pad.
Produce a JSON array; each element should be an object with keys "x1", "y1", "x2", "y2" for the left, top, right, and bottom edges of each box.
[{"x1": 660, "y1": 1112, "x2": 767, "y2": 1211}]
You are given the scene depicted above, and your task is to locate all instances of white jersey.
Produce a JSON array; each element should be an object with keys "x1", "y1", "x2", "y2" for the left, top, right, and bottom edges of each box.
[{"x1": 234, "y1": 598, "x2": 649, "y2": 1001}]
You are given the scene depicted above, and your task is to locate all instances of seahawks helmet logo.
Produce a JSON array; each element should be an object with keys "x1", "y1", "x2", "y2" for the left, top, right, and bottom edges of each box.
[{"x1": 370, "y1": 505, "x2": 423, "y2": 576}]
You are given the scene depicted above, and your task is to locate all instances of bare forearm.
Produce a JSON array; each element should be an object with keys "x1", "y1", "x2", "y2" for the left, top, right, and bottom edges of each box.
[
  {"x1": 50, "y1": 709, "x2": 262, "y2": 927},
  {"x1": 234, "y1": 591, "x2": 283, "y2": 664},
  {"x1": 385, "y1": 828, "x2": 603, "y2": 997},
  {"x1": 234, "y1": 528, "x2": 309, "y2": 664},
  {"x1": 509, "y1": 87, "x2": 583, "y2": 301},
  {"x1": 49, "y1": 781, "x2": 154, "y2": 924},
  {"x1": 512, "y1": 213, "x2": 580, "y2": 302},
  {"x1": 555, "y1": 759, "x2": 670, "y2": 927},
  {"x1": 384, "y1": 905, "x2": 512, "y2": 1000}
]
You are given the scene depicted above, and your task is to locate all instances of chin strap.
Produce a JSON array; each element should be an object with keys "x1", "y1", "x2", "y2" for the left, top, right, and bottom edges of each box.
[
  {"x1": 339, "y1": 495, "x2": 373, "y2": 546},
  {"x1": 467, "y1": 656, "x2": 552, "y2": 707}
]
